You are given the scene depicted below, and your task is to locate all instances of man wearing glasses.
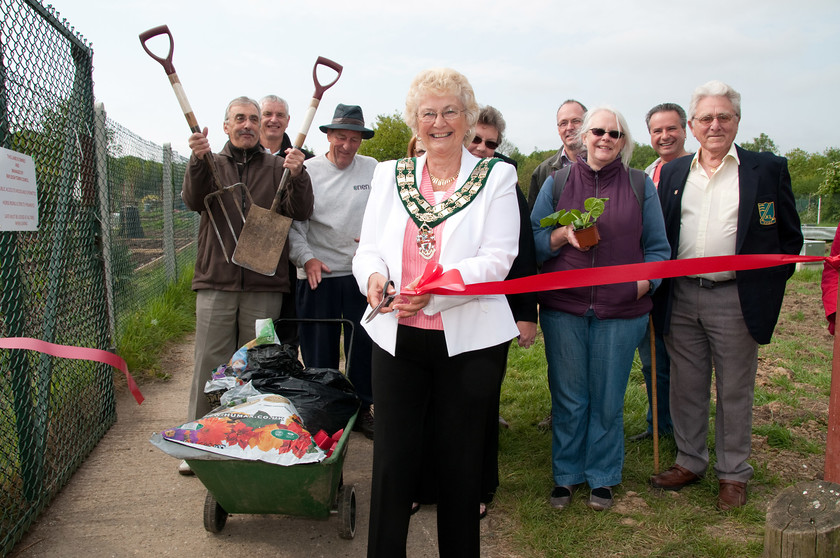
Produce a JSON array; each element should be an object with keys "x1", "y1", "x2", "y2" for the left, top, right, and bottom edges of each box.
[
  {"x1": 528, "y1": 99, "x2": 587, "y2": 431},
  {"x1": 649, "y1": 81, "x2": 802, "y2": 510},
  {"x1": 527, "y1": 99, "x2": 587, "y2": 210}
]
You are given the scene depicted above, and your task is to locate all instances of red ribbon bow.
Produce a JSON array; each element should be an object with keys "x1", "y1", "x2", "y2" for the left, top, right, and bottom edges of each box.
[{"x1": 400, "y1": 263, "x2": 465, "y2": 295}]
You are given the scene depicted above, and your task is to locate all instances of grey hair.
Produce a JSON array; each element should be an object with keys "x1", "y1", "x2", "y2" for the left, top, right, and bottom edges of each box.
[
  {"x1": 645, "y1": 103, "x2": 687, "y2": 131},
  {"x1": 556, "y1": 99, "x2": 587, "y2": 115},
  {"x1": 259, "y1": 95, "x2": 289, "y2": 113},
  {"x1": 477, "y1": 105, "x2": 506, "y2": 143},
  {"x1": 688, "y1": 80, "x2": 741, "y2": 120},
  {"x1": 224, "y1": 96, "x2": 261, "y2": 122},
  {"x1": 577, "y1": 106, "x2": 635, "y2": 168},
  {"x1": 404, "y1": 67, "x2": 480, "y2": 146}
]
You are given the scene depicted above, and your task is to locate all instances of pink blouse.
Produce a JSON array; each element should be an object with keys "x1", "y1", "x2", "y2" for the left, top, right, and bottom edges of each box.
[{"x1": 399, "y1": 166, "x2": 460, "y2": 330}]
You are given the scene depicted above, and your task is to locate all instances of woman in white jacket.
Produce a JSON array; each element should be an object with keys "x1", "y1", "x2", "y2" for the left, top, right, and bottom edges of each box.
[{"x1": 353, "y1": 67, "x2": 520, "y2": 557}]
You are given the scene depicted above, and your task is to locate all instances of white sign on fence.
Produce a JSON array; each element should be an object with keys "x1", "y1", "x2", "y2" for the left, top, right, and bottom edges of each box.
[{"x1": 0, "y1": 147, "x2": 38, "y2": 231}]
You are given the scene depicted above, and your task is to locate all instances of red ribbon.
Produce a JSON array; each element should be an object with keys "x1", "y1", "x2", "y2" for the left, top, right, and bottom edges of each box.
[
  {"x1": 0, "y1": 337, "x2": 144, "y2": 405},
  {"x1": 403, "y1": 254, "x2": 827, "y2": 297}
]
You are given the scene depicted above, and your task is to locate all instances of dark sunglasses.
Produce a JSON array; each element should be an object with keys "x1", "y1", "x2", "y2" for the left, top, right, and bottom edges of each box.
[
  {"x1": 589, "y1": 127, "x2": 625, "y2": 139},
  {"x1": 471, "y1": 135, "x2": 499, "y2": 150}
]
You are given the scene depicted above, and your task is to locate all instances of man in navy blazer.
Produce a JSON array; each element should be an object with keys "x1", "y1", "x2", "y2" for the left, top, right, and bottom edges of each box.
[{"x1": 649, "y1": 81, "x2": 803, "y2": 510}]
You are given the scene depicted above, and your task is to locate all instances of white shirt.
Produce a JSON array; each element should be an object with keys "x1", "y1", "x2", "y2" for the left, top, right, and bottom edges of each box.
[{"x1": 677, "y1": 143, "x2": 740, "y2": 281}]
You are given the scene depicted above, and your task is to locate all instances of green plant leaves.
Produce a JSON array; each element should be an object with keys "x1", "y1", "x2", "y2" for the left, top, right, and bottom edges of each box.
[{"x1": 538, "y1": 197, "x2": 608, "y2": 230}]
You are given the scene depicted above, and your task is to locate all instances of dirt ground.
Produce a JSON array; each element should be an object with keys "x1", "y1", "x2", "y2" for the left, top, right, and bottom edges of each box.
[
  {"x1": 8, "y1": 273, "x2": 832, "y2": 557},
  {"x1": 748, "y1": 279, "x2": 831, "y2": 487},
  {"x1": 8, "y1": 335, "x2": 510, "y2": 558}
]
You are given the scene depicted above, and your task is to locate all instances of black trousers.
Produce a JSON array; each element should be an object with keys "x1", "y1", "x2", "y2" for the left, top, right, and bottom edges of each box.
[
  {"x1": 367, "y1": 325, "x2": 507, "y2": 558},
  {"x1": 295, "y1": 275, "x2": 373, "y2": 406}
]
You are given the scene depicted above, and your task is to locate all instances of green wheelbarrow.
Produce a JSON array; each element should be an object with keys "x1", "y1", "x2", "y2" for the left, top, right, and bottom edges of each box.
[
  {"x1": 188, "y1": 410, "x2": 357, "y2": 538},
  {"x1": 190, "y1": 318, "x2": 360, "y2": 539}
]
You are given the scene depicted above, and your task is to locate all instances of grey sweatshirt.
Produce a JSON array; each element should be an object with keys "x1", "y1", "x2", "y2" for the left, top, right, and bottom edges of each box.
[{"x1": 289, "y1": 153, "x2": 377, "y2": 279}]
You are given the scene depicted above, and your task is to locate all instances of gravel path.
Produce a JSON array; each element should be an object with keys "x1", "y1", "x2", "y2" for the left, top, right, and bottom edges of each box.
[{"x1": 9, "y1": 334, "x2": 507, "y2": 557}]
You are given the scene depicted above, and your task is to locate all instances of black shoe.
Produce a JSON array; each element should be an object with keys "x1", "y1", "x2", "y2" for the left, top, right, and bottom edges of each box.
[
  {"x1": 353, "y1": 404, "x2": 375, "y2": 440},
  {"x1": 628, "y1": 430, "x2": 653, "y2": 442}
]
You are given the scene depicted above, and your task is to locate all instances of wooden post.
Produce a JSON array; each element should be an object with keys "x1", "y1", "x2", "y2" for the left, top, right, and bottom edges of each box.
[
  {"x1": 764, "y1": 480, "x2": 840, "y2": 558},
  {"x1": 826, "y1": 273, "x2": 840, "y2": 482},
  {"x1": 649, "y1": 316, "x2": 659, "y2": 474}
]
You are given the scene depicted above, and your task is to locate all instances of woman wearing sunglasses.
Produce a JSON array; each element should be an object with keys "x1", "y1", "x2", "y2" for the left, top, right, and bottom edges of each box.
[
  {"x1": 354, "y1": 68, "x2": 520, "y2": 557},
  {"x1": 467, "y1": 105, "x2": 538, "y2": 516},
  {"x1": 530, "y1": 106, "x2": 670, "y2": 512}
]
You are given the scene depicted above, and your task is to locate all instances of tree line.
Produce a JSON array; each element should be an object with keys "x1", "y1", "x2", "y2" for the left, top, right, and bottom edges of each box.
[{"x1": 352, "y1": 110, "x2": 840, "y2": 225}]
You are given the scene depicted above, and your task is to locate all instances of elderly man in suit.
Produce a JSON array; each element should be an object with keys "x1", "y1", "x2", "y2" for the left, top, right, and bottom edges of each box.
[{"x1": 649, "y1": 81, "x2": 803, "y2": 510}]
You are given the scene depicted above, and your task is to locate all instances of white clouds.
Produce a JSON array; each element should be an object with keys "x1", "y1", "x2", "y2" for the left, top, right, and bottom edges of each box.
[{"x1": 44, "y1": 0, "x2": 840, "y2": 157}]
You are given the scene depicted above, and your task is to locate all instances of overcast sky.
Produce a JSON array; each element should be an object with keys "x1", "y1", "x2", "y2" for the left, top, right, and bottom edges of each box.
[{"x1": 48, "y1": 0, "x2": 840, "y2": 160}]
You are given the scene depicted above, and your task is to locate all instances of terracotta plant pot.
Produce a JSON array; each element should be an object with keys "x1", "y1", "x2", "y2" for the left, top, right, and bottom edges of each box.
[{"x1": 574, "y1": 225, "x2": 600, "y2": 248}]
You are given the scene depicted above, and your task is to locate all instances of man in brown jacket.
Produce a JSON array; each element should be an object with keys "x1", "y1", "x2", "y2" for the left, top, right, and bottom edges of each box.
[{"x1": 179, "y1": 96, "x2": 313, "y2": 473}]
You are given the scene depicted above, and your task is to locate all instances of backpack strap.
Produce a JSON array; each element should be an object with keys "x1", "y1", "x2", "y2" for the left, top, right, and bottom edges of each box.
[
  {"x1": 628, "y1": 168, "x2": 645, "y2": 212},
  {"x1": 549, "y1": 165, "x2": 573, "y2": 210},
  {"x1": 551, "y1": 165, "x2": 645, "y2": 213}
]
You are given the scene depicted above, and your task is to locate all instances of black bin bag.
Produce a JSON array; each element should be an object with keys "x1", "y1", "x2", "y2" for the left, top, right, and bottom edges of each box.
[{"x1": 241, "y1": 344, "x2": 360, "y2": 435}]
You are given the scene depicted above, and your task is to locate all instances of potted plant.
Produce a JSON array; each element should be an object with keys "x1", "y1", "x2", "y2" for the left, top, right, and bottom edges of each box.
[{"x1": 539, "y1": 197, "x2": 609, "y2": 249}]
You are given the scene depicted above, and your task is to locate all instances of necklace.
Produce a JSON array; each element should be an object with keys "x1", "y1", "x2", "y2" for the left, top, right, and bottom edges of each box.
[{"x1": 429, "y1": 172, "x2": 459, "y2": 187}]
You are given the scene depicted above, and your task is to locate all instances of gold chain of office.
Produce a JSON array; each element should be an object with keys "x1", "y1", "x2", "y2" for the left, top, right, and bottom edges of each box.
[{"x1": 395, "y1": 157, "x2": 499, "y2": 258}]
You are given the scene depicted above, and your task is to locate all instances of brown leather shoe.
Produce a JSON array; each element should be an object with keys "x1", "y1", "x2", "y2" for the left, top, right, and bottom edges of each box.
[
  {"x1": 650, "y1": 464, "x2": 700, "y2": 490},
  {"x1": 717, "y1": 480, "x2": 747, "y2": 510}
]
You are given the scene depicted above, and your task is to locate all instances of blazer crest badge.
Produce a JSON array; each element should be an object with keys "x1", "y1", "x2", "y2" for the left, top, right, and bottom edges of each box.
[{"x1": 757, "y1": 202, "x2": 776, "y2": 225}]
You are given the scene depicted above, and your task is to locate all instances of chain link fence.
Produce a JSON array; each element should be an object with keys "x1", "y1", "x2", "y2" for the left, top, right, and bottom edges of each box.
[
  {"x1": 797, "y1": 193, "x2": 840, "y2": 227},
  {"x1": 1, "y1": 1, "x2": 196, "y2": 554},
  {"x1": 102, "y1": 115, "x2": 195, "y2": 338}
]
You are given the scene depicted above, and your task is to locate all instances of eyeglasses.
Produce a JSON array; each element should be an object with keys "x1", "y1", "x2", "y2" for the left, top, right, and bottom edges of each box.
[
  {"x1": 558, "y1": 118, "x2": 583, "y2": 129},
  {"x1": 589, "y1": 128, "x2": 625, "y2": 139},
  {"x1": 471, "y1": 135, "x2": 499, "y2": 150},
  {"x1": 693, "y1": 113, "x2": 736, "y2": 126},
  {"x1": 418, "y1": 108, "x2": 464, "y2": 123}
]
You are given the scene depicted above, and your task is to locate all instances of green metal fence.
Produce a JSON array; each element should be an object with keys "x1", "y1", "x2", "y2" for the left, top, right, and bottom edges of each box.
[
  {"x1": 0, "y1": 1, "x2": 196, "y2": 554},
  {"x1": 102, "y1": 114, "x2": 195, "y2": 339}
]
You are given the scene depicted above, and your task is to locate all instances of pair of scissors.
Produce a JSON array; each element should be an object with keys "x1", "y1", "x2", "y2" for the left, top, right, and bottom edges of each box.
[{"x1": 364, "y1": 278, "x2": 396, "y2": 323}]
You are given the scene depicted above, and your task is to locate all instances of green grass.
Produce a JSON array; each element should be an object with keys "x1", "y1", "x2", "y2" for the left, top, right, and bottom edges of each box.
[
  {"x1": 752, "y1": 423, "x2": 822, "y2": 455},
  {"x1": 114, "y1": 266, "x2": 831, "y2": 557},
  {"x1": 492, "y1": 268, "x2": 832, "y2": 558},
  {"x1": 115, "y1": 265, "x2": 196, "y2": 379}
]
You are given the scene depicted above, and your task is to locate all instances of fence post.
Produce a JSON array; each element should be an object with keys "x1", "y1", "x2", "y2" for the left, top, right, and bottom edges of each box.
[
  {"x1": 163, "y1": 142, "x2": 176, "y2": 282},
  {"x1": 95, "y1": 102, "x2": 117, "y2": 347}
]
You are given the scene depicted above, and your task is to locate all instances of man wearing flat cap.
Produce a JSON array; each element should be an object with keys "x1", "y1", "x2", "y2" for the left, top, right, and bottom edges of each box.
[{"x1": 289, "y1": 103, "x2": 378, "y2": 438}]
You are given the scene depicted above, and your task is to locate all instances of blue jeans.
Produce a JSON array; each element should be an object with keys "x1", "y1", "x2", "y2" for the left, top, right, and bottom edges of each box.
[
  {"x1": 541, "y1": 309, "x2": 647, "y2": 488},
  {"x1": 637, "y1": 322, "x2": 673, "y2": 435}
]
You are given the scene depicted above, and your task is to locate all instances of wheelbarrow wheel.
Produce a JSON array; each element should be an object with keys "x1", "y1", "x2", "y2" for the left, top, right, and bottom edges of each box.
[
  {"x1": 203, "y1": 490, "x2": 228, "y2": 533},
  {"x1": 337, "y1": 484, "x2": 356, "y2": 539}
]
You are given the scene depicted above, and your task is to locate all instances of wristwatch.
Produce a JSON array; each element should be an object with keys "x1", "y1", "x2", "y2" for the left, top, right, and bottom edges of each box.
[{"x1": 647, "y1": 280, "x2": 655, "y2": 295}]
